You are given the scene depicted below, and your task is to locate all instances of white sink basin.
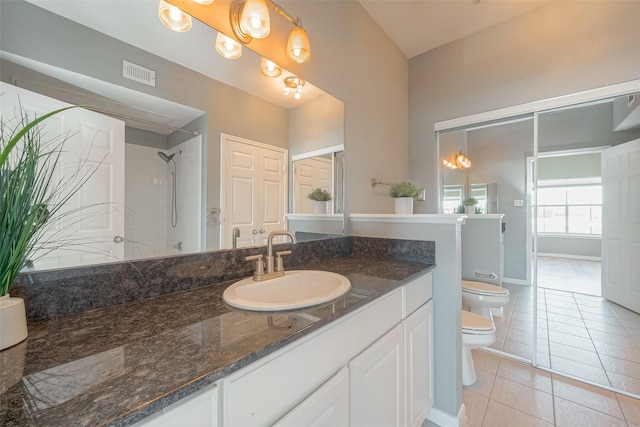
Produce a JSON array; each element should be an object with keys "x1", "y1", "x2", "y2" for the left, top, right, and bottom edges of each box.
[{"x1": 223, "y1": 270, "x2": 351, "y2": 311}]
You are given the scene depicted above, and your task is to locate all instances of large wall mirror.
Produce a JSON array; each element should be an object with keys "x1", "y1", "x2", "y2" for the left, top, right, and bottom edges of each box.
[
  {"x1": 0, "y1": 0, "x2": 345, "y2": 270},
  {"x1": 437, "y1": 85, "x2": 640, "y2": 397}
]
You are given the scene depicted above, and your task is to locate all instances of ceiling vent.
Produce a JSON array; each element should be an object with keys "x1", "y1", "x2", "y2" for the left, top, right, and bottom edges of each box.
[{"x1": 122, "y1": 60, "x2": 156, "y2": 87}]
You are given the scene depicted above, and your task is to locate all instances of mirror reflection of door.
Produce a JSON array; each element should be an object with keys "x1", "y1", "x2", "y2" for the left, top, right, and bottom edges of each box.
[
  {"x1": 294, "y1": 154, "x2": 332, "y2": 213},
  {"x1": 220, "y1": 134, "x2": 287, "y2": 249}
]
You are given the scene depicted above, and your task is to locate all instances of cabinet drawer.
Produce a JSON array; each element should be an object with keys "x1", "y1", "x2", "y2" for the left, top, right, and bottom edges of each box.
[{"x1": 402, "y1": 272, "x2": 432, "y2": 319}]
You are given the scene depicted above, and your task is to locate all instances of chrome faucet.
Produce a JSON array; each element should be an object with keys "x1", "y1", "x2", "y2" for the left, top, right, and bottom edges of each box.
[{"x1": 245, "y1": 229, "x2": 296, "y2": 281}]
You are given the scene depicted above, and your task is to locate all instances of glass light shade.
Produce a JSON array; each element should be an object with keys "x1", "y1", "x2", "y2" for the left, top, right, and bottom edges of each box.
[
  {"x1": 240, "y1": 0, "x2": 270, "y2": 39},
  {"x1": 158, "y1": 0, "x2": 192, "y2": 32},
  {"x1": 260, "y1": 57, "x2": 282, "y2": 77},
  {"x1": 287, "y1": 26, "x2": 311, "y2": 63},
  {"x1": 192, "y1": 0, "x2": 214, "y2": 4},
  {"x1": 215, "y1": 32, "x2": 242, "y2": 59}
]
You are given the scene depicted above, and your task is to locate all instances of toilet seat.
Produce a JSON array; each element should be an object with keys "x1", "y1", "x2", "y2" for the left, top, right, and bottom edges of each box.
[
  {"x1": 462, "y1": 280, "x2": 509, "y2": 297},
  {"x1": 462, "y1": 310, "x2": 495, "y2": 334}
]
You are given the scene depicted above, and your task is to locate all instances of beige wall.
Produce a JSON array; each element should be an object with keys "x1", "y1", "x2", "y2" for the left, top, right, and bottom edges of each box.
[
  {"x1": 409, "y1": 1, "x2": 640, "y2": 213},
  {"x1": 289, "y1": 93, "x2": 344, "y2": 157}
]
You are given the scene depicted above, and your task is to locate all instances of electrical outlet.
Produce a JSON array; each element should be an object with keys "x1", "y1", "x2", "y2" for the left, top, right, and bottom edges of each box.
[{"x1": 514, "y1": 200, "x2": 524, "y2": 207}]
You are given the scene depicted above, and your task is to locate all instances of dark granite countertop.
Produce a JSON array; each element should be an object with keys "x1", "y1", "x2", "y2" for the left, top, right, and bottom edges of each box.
[{"x1": 0, "y1": 253, "x2": 434, "y2": 427}]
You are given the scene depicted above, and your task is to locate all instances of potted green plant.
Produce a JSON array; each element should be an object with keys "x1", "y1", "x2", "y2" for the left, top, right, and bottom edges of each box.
[
  {"x1": 307, "y1": 187, "x2": 332, "y2": 214},
  {"x1": 389, "y1": 181, "x2": 421, "y2": 214},
  {"x1": 463, "y1": 197, "x2": 478, "y2": 215},
  {"x1": 0, "y1": 105, "x2": 85, "y2": 350}
]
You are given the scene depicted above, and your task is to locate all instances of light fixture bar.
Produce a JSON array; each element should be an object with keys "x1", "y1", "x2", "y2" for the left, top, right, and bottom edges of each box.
[{"x1": 266, "y1": 0, "x2": 298, "y2": 26}]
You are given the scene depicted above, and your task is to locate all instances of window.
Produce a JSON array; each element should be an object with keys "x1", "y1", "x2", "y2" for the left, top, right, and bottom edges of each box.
[
  {"x1": 537, "y1": 182, "x2": 602, "y2": 235},
  {"x1": 442, "y1": 185, "x2": 464, "y2": 214}
]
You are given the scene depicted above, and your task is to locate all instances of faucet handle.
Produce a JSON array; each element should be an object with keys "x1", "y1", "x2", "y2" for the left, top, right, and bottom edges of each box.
[
  {"x1": 275, "y1": 250, "x2": 292, "y2": 272},
  {"x1": 245, "y1": 254, "x2": 264, "y2": 277}
]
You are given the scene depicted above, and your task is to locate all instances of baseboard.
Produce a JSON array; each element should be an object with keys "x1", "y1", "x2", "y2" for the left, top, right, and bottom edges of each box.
[
  {"x1": 537, "y1": 252, "x2": 601, "y2": 262},
  {"x1": 502, "y1": 277, "x2": 530, "y2": 286},
  {"x1": 426, "y1": 404, "x2": 466, "y2": 427}
]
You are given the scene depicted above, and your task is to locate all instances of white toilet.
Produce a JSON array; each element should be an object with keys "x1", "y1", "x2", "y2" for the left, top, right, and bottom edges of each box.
[
  {"x1": 461, "y1": 310, "x2": 496, "y2": 386},
  {"x1": 462, "y1": 280, "x2": 509, "y2": 321}
]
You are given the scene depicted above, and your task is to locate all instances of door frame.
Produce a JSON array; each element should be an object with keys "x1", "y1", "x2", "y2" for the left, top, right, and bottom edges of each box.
[{"x1": 219, "y1": 133, "x2": 288, "y2": 249}]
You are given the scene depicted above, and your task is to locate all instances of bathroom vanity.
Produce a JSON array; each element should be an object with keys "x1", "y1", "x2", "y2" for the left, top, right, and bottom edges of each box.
[{"x1": 0, "y1": 237, "x2": 435, "y2": 427}]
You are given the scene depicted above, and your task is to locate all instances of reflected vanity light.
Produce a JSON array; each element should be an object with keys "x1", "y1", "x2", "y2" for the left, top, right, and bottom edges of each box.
[
  {"x1": 260, "y1": 57, "x2": 282, "y2": 77},
  {"x1": 283, "y1": 76, "x2": 304, "y2": 99},
  {"x1": 158, "y1": 0, "x2": 192, "y2": 32},
  {"x1": 216, "y1": 32, "x2": 242, "y2": 59},
  {"x1": 443, "y1": 151, "x2": 472, "y2": 169},
  {"x1": 240, "y1": 0, "x2": 271, "y2": 39}
]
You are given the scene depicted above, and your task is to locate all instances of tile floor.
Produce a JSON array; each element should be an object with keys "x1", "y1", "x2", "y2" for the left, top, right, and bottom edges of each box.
[
  {"x1": 458, "y1": 349, "x2": 640, "y2": 426},
  {"x1": 537, "y1": 256, "x2": 601, "y2": 296},
  {"x1": 490, "y1": 280, "x2": 640, "y2": 396}
]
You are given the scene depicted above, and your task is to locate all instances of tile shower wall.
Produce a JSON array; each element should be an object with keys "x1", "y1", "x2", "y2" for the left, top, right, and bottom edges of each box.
[
  {"x1": 166, "y1": 137, "x2": 202, "y2": 255},
  {"x1": 125, "y1": 143, "x2": 169, "y2": 258}
]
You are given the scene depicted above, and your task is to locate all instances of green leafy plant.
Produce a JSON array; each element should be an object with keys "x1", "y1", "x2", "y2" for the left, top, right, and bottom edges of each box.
[
  {"x1": 0, "y1": 105, "x2": 93, "y2": 296},
  {"x1": 307, "y1": 188, "x2": 332, "y2": 201},
  {"x1": 463, "y1": 197, "x2": 478, "y2": 206},
  {"x1": 389, "y1": 181, "x2": 421, "y2": 198}
]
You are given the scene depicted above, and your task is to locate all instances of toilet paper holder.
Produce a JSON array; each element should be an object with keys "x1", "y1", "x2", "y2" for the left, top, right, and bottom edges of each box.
[{"x1": 475, "y1": 271, "x2": 497, "y2": 280}]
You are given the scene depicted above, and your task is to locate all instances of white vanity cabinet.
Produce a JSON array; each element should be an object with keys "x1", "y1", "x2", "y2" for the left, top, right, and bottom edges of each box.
[
  {"x1": 135, "y1": 271, "x2": 433, "y2": 427},
  {"x1": 132, "y1": 383, "x2": 218, "y2": 427},
  {"x1": 273, "y1": 367, "x2": 350, "y2": 427},
  {"x1": 350, "y1": 323, "x2": 405, "y2": 427}
]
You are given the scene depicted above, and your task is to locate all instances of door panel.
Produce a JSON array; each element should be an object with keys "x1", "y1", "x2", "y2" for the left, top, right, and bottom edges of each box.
[
  {"x1": 0, "y1": 82, "x2": 125, "y2": 268},
  {"x1": 602, "y1": 138, "x2": 640, "y2": 313},
  {"x1": 221, "y1": 135, "x2": 287, "y2": 248}
]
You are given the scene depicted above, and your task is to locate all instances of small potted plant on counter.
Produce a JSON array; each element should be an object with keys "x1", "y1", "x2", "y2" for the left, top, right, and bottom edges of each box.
[
  {"x1": 389, "y1": 181, "x2": 421, "y2": 214},
  {"x1": 307, "y1": 188, "x2": 332, "y2": 214},
  {"x1": 463, "y1": 197, "x2": 478, "y2": 214}
]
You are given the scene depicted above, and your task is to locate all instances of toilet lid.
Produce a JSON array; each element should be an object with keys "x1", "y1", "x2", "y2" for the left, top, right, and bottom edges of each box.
[
  {"x1": 462, "y1": 310, "x2": 495, "y2": 332},
  {"x1": 462, "y1": 280, "x2": 509, "y2": 296}
]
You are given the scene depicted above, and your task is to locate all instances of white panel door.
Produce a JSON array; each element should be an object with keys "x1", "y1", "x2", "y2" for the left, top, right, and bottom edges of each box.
[
  {"x1": 223, "y1": 139, "x2": 260, "y2": 248},
  {"x1": 350, "y1": 323, "x2": 405, "y2": 427},
  {"x1": 0, "y1": 82, "x2": 125, "y2": 269},
  {"x1": 404, "y1": 301, "x2": 434, "y2": 427},
  {"x1": 602, "y1": 138, "x2": 640, "y2": 313},
  {"x1": 221, "y1": 134, "x2": 287, "y2": 248},
  {"x1": 293, "y1": 157, "x2": 333, "y2": 213},
  {"x1": 274, "y1": 367, "x2": 349, "y2": 427}
]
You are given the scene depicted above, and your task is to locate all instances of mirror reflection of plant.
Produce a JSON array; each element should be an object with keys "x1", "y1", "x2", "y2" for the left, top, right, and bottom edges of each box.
[
  {"x1": 463, "y1": 197, "x2": 478, "y2": 206},
  {"x1": 389, "y1": 181, "x2": 421, "y2": 198},
  {"x1": 307, "y1": 188, "x2": 332, "y2": 201},
  {"x1": 0, "y1": 106, "x2": 102, "y2": 296}
]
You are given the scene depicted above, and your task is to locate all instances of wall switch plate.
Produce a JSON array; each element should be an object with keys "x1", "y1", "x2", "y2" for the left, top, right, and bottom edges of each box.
[
  {"x1": 417, "y1": 188, "x2": 426, "y2": 201},
  {"x1": 514, "y1": 199, "x2": 524, "y2": 207}
]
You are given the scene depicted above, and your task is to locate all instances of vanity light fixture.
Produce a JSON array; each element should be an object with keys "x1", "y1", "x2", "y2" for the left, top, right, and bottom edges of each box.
[
  {"x1": 443, "y1": 151, "x2": 472, "y2": 169},
  {"x1": 216, "y1": 32, "x2": 242, "y2": 59},
  {"x1": 192, "y1": 0, "x2": 215, "y2": 4},
  {"x1": 240, "y1": 0, "x2": 271, "y2": 38},
  {"x1": 287, "y1": 20, "x2": 311, "y2": 63},
  {"x1": 283, "y1": 76, "x2": 304, "y2": 100},
  {"x1": 230, "y1": 0, "x2": 311, "y2": 64},
  {"x1": 158, "y1": 0, "x2": 192, "y2": 32},
  {"x1": 260, "y1": 57, "x2": 282, "y2": 77}
]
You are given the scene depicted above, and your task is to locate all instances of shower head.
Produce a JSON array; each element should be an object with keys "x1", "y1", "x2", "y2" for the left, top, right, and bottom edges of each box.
[{"x1": 157, "y1": 152, "x2": 175, "y2": 163}]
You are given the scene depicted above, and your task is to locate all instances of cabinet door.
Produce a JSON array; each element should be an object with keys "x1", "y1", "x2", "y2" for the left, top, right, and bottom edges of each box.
[
  {"x1": 133, "y1": 383, "x2": 218, "y2": 427},
  {"x1": 349, "y1": 323, "x2": 405, "y2": 427},
  {"x1": 274, "y1": 367, "x2": 349, "y2": 427},
  {"x1": 404, "y1": 301, "x2": 434, "y2": 427}
]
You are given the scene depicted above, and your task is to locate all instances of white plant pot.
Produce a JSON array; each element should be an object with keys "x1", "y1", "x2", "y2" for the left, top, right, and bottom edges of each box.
[
  {"x1": 312, "y1": 200, "x2": 328, "y2": 214},
  {"x1": 394, "y1": 197, "x2": 414, "y2": 214},
  {"x1": 0, "y1": 294, "x2": 28, "y2": 351},
  {"x1": 465, "y1": 205, "x2": 476, "y2": 215}
]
